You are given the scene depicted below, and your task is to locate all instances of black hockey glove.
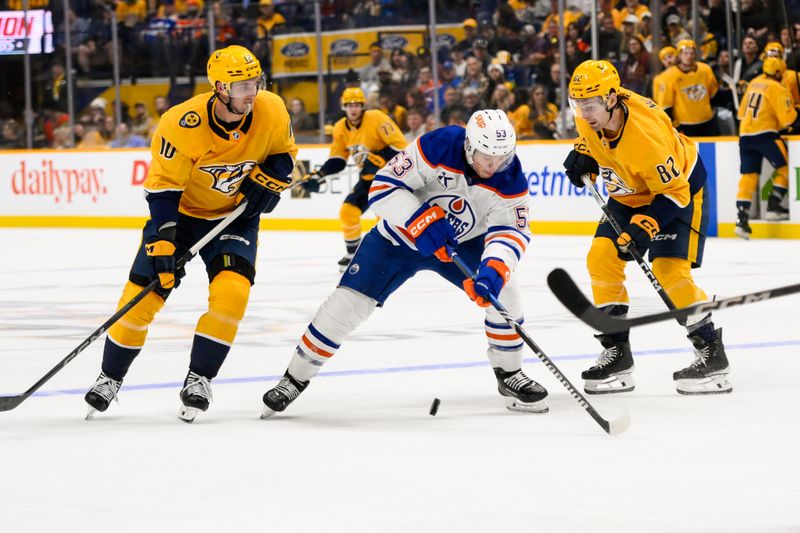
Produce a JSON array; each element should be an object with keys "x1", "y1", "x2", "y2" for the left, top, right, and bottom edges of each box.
[
  {"x1": 145, "y1": 225, "x2": 183, "y2": 290},
  {"x1": 615, "y1": 214, "x2": 659, "y2": 261},
  {"x1": 236, "y1": 160, "x2": 293, "y2": 218},
  {"x1": 301, "y1": 170, "x2": 324, "y2": 193},
  {"x1": 563, "y1": 150, "x2": 599, "y2": 188}
]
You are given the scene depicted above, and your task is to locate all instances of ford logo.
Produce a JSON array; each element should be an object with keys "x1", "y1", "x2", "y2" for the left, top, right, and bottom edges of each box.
[
  {"x1": 380, "y1": 34, "x2": 408, "y2": 50},
  {"x1": 436, "y1": 34, "x2": 456, "y2": 48},
  {"x1": 280, "y1": 42, "x2": 310, "y2": 57},
  {"x1": 330, "y1": 39, "x2": 358, "y2": 55}
]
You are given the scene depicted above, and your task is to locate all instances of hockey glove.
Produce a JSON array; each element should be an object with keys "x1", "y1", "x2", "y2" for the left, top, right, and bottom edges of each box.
[
  {"x1": 615, "y1": 214, "x2": 660, "y2": 260},
  {"x1": 563, "y1": 150, "x2": 599, "y2": 188},
  {"x1": 236, "y1": 162, "x2": 293, "y2": 218},
  {"x1": 146, "y1": 226, "x2": 180, "y2": 290},
  {"x1": 405, "y1": 203, "x2": 457, "y2": 262},
  {"x1": 463, "y1": 258, "x2": 511, "y2": 308},
  {"x1": 301, "y1": 170, "x2": 324, "y2": 193}
]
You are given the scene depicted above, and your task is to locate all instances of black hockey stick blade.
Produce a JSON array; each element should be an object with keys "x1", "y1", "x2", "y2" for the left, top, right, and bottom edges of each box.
[{"x1": 548, "y1": 267, "x2": 800, "y2": 333}]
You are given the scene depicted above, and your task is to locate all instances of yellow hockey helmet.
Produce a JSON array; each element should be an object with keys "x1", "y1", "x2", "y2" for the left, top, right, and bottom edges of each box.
[
  {"x1": 658, "y1": 46, "x2": 677, "y2": 62},
  {"x1": 763, "y1": 56, "x2": 787, "y2": 78},
  {"x1": 677, "y1": 39, "x2": 696, "y2": 52},
  {"x1": 568, "y1": 60, "x2": 621, "y2": 102},
  {"x1": 207, "y1": 45, "x2": 262, "y2": 93},
  {"x1": 341, "y1": 87, "x2": 366, "y2": 107},
  {"x1": 764, "y1": 41, "x2": 785, "y2": 58}
]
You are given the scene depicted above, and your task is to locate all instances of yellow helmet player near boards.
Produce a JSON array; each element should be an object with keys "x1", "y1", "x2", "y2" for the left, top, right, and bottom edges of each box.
[
  {"x1": 563, "y1": 58, "x2": 731, "y2": 396},
  {"x1": 302, "y1": 83, "x2": 407, "y2": 271}
]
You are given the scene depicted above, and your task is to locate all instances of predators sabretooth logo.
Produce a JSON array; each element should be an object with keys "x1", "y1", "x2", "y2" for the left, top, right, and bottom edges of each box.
[
  {"x1": 201, "y1": 161, "x2": 256, "y2": 196},
  {"x1": 600, "y1": 167, "x2": 636, "y2": 196},
  {"x1": 681, "y1": 84, "x2": 709, "y2": 102}
]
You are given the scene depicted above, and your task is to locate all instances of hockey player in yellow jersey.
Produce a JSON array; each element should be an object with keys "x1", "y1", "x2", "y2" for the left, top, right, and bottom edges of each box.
[
  {"x1": 302, "y1": 87, "x2": 407, "y2": 270},
  {"x1": 84, "y1": 45, "x2": 298, "y2": 422},
  {"x1": 658, "y1": 40, "x2": 720, "y2": 136},
  {"x1": 761, "y1": 42, "x2": 800, "y2": 109},
  {"x1": 563, "y1": 59, "x2": 731, "y2": 395},
  {"x1": 735, "y1": 57, "x2": 800, "y2": 238}
]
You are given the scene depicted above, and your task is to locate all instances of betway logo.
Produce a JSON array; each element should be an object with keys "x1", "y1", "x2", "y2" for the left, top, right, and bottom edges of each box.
[{"x1": 11, "y1": 160, "x2": 107, "y2": 203}]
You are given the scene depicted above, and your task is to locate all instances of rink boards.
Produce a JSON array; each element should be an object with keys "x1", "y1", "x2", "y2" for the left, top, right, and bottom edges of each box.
[{"x1": 0, "y1": 137, "x2": 798, "y2": 238}]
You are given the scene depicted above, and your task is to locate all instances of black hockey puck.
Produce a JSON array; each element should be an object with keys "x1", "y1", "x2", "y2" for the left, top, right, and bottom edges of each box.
[{"x1": 429, "y1": 398, "x2": 441, "y2": 416}]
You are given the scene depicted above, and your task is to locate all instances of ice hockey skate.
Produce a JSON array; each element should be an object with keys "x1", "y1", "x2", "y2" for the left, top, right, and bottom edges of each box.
[
  {"x1": 494, "y1": 368, "x2": 549, "y2": 413},
  {"x1": 178, "y1": 371, "x2": 213, "y2": 423},
  {"x1": 582, "y1": 335, "x2": 635, "y2": 394},
  {"x1": 765, "y1": 195, "x2": 790, "y2": 221},
  {"x1": 337, "y1": 253, "x2": 354, "y2": 272},
  {"x1": 84, "y1": 372, "x2": 123, "y2": 419},
  {"x1": 673, "y1": 328, "x2": 732, "y2": 395},
  {"x1": 261, "y1": 371, "x2": 309, "y2": 419},
  {"x1": 735, "y1": 207, "x2": 752, "y2": 239}
]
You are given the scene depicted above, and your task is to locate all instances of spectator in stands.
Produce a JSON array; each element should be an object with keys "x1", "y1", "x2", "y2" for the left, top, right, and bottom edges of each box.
[
  {"x1": 740, "y1": 0, "x2": 773, "y2": 41},
  {"x1": 458, "y1": 18, "x2": 479, "y2": 50},
  {"x1": 471, "y1": 38, "x2": 492, "y2": 70},
  {"x1": 461, "y1": 87, "x2": 481, "y2": 115},
  {"x1": 404, "y1": 106, "x2": 426, "y2": 142},
  {"x1": 101, "y1": 115, "x2": 116, "y2": 141},
  {"x1": 424, "y1": 112, "x2": 438, "y2": 132},
  {"x1": 0, "y1": 120, "x2": 23, "y2": 150},
  {"x1": 451, "y1": 42, "x2": 469, "y2": 78},
  {"x1": 445, "y1": 106, "x2": 468, "y2": 126},
  {"x1": 621, "y1": 34, "x2": 650, "y2": 94},
  {"x1": 257, "y1": 0, "x2": 286, "y2": 34},
  {"x1": 77, "y1": 127, "x2": 108, "y2": 149},
  {"x1": 376, "y1": 64, "x2": 401, "y2": 103},
  {"x1": 486, "y1": 63, "x2": 509, "y2": 98},
  {"x1": 542, "y1": 61, "x2": 562, "y2": 106},
  {"x1": 620, "y1": 0, "x2": 649, "y2": 22},
  {"x1": 667, "y1": 14, "x2": 692, "y2": 47},
  {"x1": 360, "y1": 42, "x2": 390, "y2": 93},
  {"x1": 131, "y1": 102, "x2": 157, "y2": 142},
  {"x1": 599, "y1": 12, "x2": 622, "y2": 60},
  {"x1": 565, "y1": 38, "x2": 588, "y2": 75},
  {"x1": 379, "y1": 92, "x2": 408, "y2": 131},
  {"x1": 439, "y1": 86, "x2": 462, "y2": 123},
  {"x1": 88, "y1": 97, "x2": 108, "y2": 127},
  {"x1": 489, "y1": 83, "x2": 512, "y2": 112},
  {"x1": 289, "y1": 98, "x2": 316, "y2": 133},
  {"x1": 620, "y1": 14, "x2": 639, "y2": 60},
  {"x1": 389, "y1": 49, "x2": 414, "y2": 90},
  {"x1": 110, "y1": 122, "x2": 148, "y2": 148},
  {"x1": 735, "y1": 35, "x2": 763, "y2": 95},
  {"x1": 416, "y1": 66, "x2": 436, "y2": 110},
  {"x1": 689, "y1": 19, "x2": 718, "y2": 63},
  {"x1": 42, "y1": 63, "x2": 68, "y2": 114},
  {"x1": 154, "y1": 95, "x2": 171, "y2": 117},
  {"x1": 460, "y1": 56, "x2": 489, "y2": 97},
  {"x1": 638, "y1": 11, "x2": 654, "y2": 53},
  {"x1": 528, "y1": 84, "x2": 558, "y2": 139}
]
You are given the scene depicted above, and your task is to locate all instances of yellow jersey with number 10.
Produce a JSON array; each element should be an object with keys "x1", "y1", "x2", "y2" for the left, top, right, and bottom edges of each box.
[
  {"x1": 145, "y1": 90, "x2": 298, "y2": 220},
  {"x1": 574, "y1": 90, "x2": 699, "y2": 210}
]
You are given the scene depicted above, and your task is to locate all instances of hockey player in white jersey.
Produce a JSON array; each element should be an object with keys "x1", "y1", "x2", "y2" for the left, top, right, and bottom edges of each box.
[{"x1": 261, "y1": 109, "x2": 549, "y2": 417}]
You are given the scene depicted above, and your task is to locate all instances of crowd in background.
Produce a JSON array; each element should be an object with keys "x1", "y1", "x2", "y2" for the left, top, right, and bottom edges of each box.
[{"x1": 1, "y1": 0, "x2": 799, "y2": 149}]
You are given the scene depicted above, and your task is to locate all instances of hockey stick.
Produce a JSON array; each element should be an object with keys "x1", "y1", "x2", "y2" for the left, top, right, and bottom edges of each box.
[
  {"x1": 0, "y1": 202, "x2": 248, "y2": 412},
  {"x1": 547, "y1": 267, "x2": 800, "y2": 333},
  {"x1": 450, "y1": 251, "x2": 629, "y2": 436},
  {"x1": 583, "y1": 175, "x2": 686, "y2": 326}
]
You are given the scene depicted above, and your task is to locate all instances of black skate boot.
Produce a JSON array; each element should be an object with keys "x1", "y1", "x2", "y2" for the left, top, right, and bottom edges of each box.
[
  {"x1": 735, "y1": 207, "x2": 752, "y2": 239},
  {"x1": 765, "y1": 194, "x2": 789, "y2": 221},
  {"x1": 337, "y1": 253, "x2": 354, "y2": 272},
  {"x1": 582, "y1": 334, "x2": 635, "y2": 394},
  {"x1": 84, "y1": 372, "x2": 123, "y2": 419},
  {"x1": 494, "y1": 368, "x2": 549, "y2": 413},
  {"x1": 261, "y1": 371, "x2": 309, "y2": 419},
  {"x1": 673, "y1": 328, "x2": 732, "y2": 395},
  {"x1": 179, "y1": 371, "x2": 213, "y2": 423}
]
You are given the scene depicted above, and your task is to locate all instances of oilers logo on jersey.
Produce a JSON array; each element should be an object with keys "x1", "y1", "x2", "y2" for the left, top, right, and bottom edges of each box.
[
  {"x1": 600, "y1": 167, "x2": 636, "y2": 196},
  {"x1": 200, "y1": 162, "x2": 256, "y2": 196},
  {"x1": 681, "y1": 84, "x2": 708, "y2": 102},
  {"x1": 428, "y1": 194, "x2": 476, "y2": 238}
]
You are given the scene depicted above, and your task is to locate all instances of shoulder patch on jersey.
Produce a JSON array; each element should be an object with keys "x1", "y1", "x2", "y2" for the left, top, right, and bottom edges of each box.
[{"x1": 179, "y1": 111, "x2": 201, "y2": 128}]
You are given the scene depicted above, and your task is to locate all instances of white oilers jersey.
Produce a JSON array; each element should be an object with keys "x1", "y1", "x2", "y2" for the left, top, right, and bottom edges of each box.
[{"x1": 369, "y1": 126, "x2": 531, "y2": 270}]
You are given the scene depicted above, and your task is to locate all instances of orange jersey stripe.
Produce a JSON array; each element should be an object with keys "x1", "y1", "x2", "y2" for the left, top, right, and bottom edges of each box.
[
  {"x1": 486, "y1": 331, "x2": 521, "y2": 341},
  {"x1": 301, "y1": 335, "x2": 334, "y2": 358},
  {"x1": 486, "y1": 232, "x2": 527, "y2": 251}
]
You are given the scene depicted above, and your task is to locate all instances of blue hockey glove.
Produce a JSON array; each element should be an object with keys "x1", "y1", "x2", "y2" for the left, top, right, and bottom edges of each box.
[
  {"x1": 463, "y1": 258, "x2": 511, "y2": 307},
  {"x1": 405, "y1": 203, "x2": 457, "y2": 262}
]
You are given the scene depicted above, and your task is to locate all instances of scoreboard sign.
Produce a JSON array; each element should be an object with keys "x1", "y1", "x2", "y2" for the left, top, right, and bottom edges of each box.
[{"x1": 0, "y1": 10, "x2": 53, "y2": 55}]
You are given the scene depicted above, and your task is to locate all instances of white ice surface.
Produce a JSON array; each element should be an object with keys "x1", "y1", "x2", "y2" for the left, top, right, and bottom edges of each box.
[{"x1": 0, "y1": 228, "x2": 798, "y2": 532}]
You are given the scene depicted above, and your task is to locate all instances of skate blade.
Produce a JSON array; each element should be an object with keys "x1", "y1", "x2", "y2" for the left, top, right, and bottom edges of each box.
[
  {"x1": 85, "y1": 407, "x2": 98, "y2": 420},
  {"x1": 584, "y1": 373, "x2": 635, "y2": 395},
  {"x1": 503, "y1": 396, "x2": 549, "y2": 414},
  {"x1": 260, "y1": 406, "x2": 278, "y2": 420},
  {"x1": 765, "y1": 212, "x2": 789, "y2": 221},
  {"x1": 734, "y1": 227, "x2": 751, "y2": 240},
  {"x1": 179, "y1": 406, "x2": 200, "y2": 423},
  {"x1": 675, "y1": 374, "x2": 733, "y2": 395}
]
